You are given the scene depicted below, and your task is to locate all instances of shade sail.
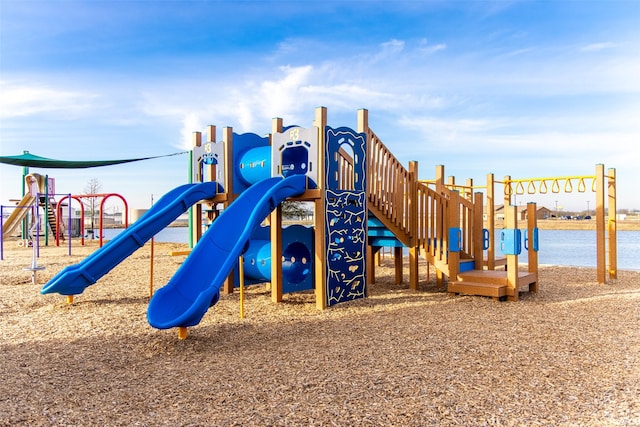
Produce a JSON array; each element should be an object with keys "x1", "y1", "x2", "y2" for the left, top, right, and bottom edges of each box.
[{"x1": 0, "y1": 151, "x2": 187, "y2": 169}]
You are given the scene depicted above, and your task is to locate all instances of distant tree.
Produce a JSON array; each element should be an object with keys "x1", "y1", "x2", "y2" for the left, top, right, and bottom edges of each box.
[
  {"x1": 83, "y1": 178, "x2": 103, "y2": 236},
  {"x1": 281, "y1": 201, "x2": 311, "y2": 220}
]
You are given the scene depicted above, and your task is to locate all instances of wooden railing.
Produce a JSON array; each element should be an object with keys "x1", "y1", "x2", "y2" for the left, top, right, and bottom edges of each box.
[
  {"x1": 415, "y1": 182, "x2": 446, "y2": 263},
  {"x1": 415, "y1": 180, "x2": 480, "y2": 275},
  {"x1": 365, "y1": 128, "x2": 414, "y2": 246},
  {"x1": 360, "y1": 123, "x2": 482, "y2": 277},
  {"x1": 336, "y1": 147, "x2": 355, "y2": 190}
]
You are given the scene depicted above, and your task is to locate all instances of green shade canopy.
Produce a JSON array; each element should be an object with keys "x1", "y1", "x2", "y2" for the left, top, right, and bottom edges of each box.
[{"x1": 0, "y1": 151, "x2": 187, "y2": 169}]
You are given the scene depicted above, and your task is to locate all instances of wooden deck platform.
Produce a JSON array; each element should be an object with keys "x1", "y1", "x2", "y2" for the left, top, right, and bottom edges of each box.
[{"x1": 448, "y1": 269, "x2": 537, "y2": 300}]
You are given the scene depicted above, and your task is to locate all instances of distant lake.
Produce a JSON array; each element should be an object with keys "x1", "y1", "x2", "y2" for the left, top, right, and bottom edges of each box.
[
  {"x1": 505, "y1": 229, "x2": 640, "y2": 271},
  {"x1": 96, "y1": 226, "x2": 190, "y2": 244},
  {"x1": 98, "y1": 227, "x2": 640, "y2": 271}
]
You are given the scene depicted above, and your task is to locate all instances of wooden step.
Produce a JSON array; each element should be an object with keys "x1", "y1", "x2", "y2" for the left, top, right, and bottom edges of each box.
[
  {"x1": 458, "y1": 269, "x2": 536, "y2": 287},
  {"x1": 448, "y1": 281, "x2": 507, "y2": 298},
  {"x1": 483, "y1": 255, "x2": 507, "y2": 268}
]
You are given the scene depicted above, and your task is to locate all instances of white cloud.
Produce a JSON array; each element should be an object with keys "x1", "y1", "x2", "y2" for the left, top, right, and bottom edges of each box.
[
  {"x1": 580, "y1": 42, "x2": 616, "y2": 52},
  {"x1": 0, "y1": 80, "x2": 98, "y2": 119},
  {"x1": 418, "y1": 38, "x2": 447, "y2": 55},
  {"x1": 180, "y1": 112, "x2": 205, "y2": 150},
  {"x1": 381, "y1": 39, "x2": 405, "y2": 53},
  {"x1": 256, "y1": 65, "x2": 314, "y2": 121},
  {"x1": 368, "y1": 39, "x2": 406, "y2": 64}
]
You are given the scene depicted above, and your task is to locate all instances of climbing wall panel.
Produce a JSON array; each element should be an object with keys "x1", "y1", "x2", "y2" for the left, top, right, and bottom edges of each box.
[{"x1": 324, "y1": 126, "x2": 367, "y2": 306}]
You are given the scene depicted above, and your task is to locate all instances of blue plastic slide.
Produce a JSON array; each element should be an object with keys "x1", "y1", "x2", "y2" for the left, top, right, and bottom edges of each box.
[
  {"x1": 41, "y1": 182, "x2": 221, "y2": 296},
  {"x1": 147, "y1": 174, "x2": 308, "y2": 329}
]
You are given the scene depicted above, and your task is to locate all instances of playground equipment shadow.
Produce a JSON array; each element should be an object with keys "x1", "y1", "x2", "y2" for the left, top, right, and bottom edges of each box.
[{"x1": 1, "y1": 242, "x2": 639, "y2": 425}]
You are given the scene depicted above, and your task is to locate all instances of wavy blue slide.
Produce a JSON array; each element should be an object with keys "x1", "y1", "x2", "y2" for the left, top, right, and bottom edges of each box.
[
  {"x1": 147, "y1": 174, "x2": 308, "y2": 329},
  {"x1": 41, "y1": 181, "x2": 221, "y2": 296}
]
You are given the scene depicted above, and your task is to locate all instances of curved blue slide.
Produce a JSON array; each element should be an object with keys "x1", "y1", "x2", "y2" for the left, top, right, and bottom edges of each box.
[
  {"x1": 147, "y1": 174, "x2": 308, "y2": 329},
  {"x1": 41, "y1": 181, "x2": 221, "y2": 296}
]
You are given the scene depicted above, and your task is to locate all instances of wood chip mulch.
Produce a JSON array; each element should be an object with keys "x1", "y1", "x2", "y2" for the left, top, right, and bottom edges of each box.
[{"x1": 1, "y1": 241, "x2": 638, "y2": 426}]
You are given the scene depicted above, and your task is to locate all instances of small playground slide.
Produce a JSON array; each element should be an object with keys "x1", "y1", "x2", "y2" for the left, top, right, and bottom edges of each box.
[
  {"x1": 2, "y1": 193, "x2": 36, "y2": 238},
  {"x1": 41, "y1": 181, "x2": 221, "y2": 296},
  {"x1": 147, "y1": 174, "x2": 308, "y2": 329}
]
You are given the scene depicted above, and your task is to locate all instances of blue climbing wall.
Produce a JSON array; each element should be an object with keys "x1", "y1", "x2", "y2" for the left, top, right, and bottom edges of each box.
[{"x1": 324, "y1": 126, "x2": 367, "y2": 306}]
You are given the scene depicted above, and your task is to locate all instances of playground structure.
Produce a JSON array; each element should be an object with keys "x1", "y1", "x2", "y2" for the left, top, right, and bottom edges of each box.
[
  {"x1": 40, "y1": 107, "x2": 617, "y2": 338},
  {"x1": 1, "y1": 173, "x2": 64, "y2": 244},
  {"x1": 1, "y1": 174, "x2": 129, "y2": 264},
  {"x1": 1, "y1": 173, "x2": 70, "y2": 264}
]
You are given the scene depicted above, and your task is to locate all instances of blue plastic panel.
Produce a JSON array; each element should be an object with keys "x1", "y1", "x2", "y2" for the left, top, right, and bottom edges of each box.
[
  {"x1": 238, "y1": 146, "x2": 271, "y2": 186},
  {"x1": 500, "y1": 229, "x2": 522, "y2": 255},
  {"x1": 325, "y1": 126, "x2": 367, "y2": 306},
  {"x1": 459, "y1": 259, "x2": 475, "y2": 272},
  {"x1": 232, "y1": 132, "x2": 271, "y2": 194},
  {"x1": 524, "y1": 228, "x2": 539, "y2": 252},
  {"x1": 449, "y1": 227, "x2": 462, "y2": 252}
]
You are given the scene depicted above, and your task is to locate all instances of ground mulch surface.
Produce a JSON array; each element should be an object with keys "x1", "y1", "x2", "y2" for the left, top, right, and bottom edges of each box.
[{"x1": 1, "y1": 241, "x2": 638, "y2": 426}]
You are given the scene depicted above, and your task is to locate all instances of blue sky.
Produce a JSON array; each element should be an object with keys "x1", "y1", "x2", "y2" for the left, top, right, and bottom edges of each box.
[{"x1": 1, "y1": 0, "x2": 639, "y2": 213}]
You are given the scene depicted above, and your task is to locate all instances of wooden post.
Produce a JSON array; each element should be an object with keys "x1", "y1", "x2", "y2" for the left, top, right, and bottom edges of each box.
[
  {"x1": 526, "y1": 202, "x2": 539, "y2": 292},
  {"x1": 366, "y1": 245, "x2": 376, "y2": 287},
  {"x1": 434, "y1": 165, "x2": 445, "y2": 284},
  {"x1": 408, "y1": 161, "x2": 419, "y2": 290},
  {"x1": 270, "y1": 205, "x2": 283, "y2": 303},
  {"x1": 314, "y1": 107, "x2": 328, "y2": 309},
  {"x1": 394, "y1": 246, "x2": 403, "y2": 285},
  {"x1": 190, "y1": 132, "x2": 203, "y2": 246},
  {"x1": 608, "y1": 168, "x2": 617, "y2": 280},
  {"x1": 506, "y1": 205, "x2": 519, "y2": 301},
  {"x1": 221, "y1": 127, "x2": 235, "y2": 294},
  {"x1": 595, "y1": 164, "x2": 606, "y2": 284},
  {"x1": 447, "y1": 191, "x2": 460, "y2": 283},
  {"x1": 435, "y1": 165, "x2": 445, "y2": 195},
  {"x1": 206, "y1": 125, "x2": 216, "y2": 182},
  {"x1": 486, "y1": 173, "x2": 495, "y2": 270},
  {"x1": 473, "y1": 192, "x2": 484, "y2": 270},
  {"x1": 270, "y1": 117, "x2": 284, "y2": 302},
  {"x1": 222, "y1": 126, "x2": 234, "y2": 200},
  {"x1": 465, "y1": 178, "x2": 473, "y2": 251}
]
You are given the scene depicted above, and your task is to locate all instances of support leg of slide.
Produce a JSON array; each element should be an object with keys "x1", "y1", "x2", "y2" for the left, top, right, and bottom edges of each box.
[{"x1": 178, "y1": 327, "x2": 188, "y2": 340}]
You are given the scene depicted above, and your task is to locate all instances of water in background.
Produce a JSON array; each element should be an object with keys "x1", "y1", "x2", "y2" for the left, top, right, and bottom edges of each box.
[
  {"x1": 99, "y1": 227, "x2": 640, "y2": 271},
  {"x1": 507, "y1": 229, "x2": 640, "y2": 270},
  {"x1": 97, "y1": 226, "x2": 190, "y2": 244}
]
